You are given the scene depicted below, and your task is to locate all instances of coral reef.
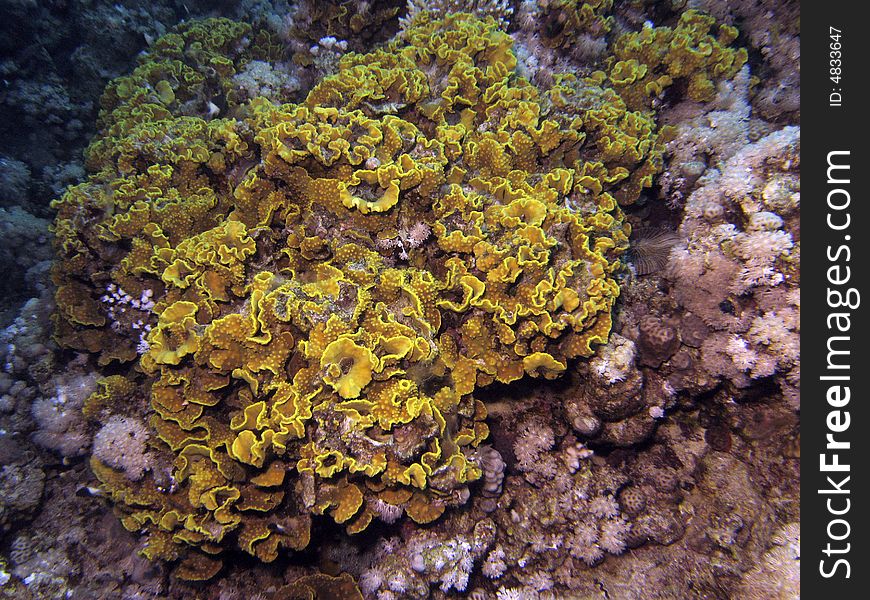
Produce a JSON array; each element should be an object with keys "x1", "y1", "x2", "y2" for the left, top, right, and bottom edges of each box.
[
  {"x1": 0, "y1": 285, "x2": 169, "y2": 599},
  {"x1": 28, "y1": 372, "x2": 97, "y2": 459},
  {"x1": 92, "y1": 415, "x2": 153, "y2": 481},
  {"x1": 0, "y1": 455, "x2": 44, "y2": 537},
  {"x1": 657, "y1": 65, "x2": 752, "y2": 207},
  {"x1": 511, "y1": 0, "x2": 613, "y2": 86},
  {"x1": 736, "y1": 522, "x2": 800, "y2": 599},
  {"x1": 0, "y1": 2, "x2": 801, "y2": 599},
  {"x1": 282, "y1": 0, "x2": 403, "y2": 53},
  {"x1": 536, "y1": 0, "x2": 614, "y2": 51},
  {"x1": 0, "y1": 158, "x2": 31, "y2": 208}
]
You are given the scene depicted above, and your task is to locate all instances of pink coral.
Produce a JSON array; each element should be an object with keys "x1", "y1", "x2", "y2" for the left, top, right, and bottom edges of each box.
[{"x1": 92, "y1": 415, "x2": 151, "y2": 481}]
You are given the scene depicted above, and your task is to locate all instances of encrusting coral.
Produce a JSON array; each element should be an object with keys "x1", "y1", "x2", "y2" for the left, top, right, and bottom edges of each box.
[{"x1": 47, "y1": 9, "x2": 690, "y2": 579}]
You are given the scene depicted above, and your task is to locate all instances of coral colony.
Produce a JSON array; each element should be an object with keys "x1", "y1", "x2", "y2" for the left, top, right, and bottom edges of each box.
[{"x1": 0, "y1": 1, "x2": 799, "y2": 598}]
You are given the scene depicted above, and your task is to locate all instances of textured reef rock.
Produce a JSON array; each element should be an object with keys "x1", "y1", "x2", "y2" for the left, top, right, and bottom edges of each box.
[{"x1": 0, "y1": 207, "x2": 53, "y2": 319}]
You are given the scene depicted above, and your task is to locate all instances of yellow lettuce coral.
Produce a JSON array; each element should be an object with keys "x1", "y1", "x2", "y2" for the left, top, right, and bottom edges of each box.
[
  {"x1": 608, "y1": 10, "x2": 748, "y2": 109},
  {"x1": 537, "y1": 0, "x2": 614, "y2": 50},
  {"x1": 52, "y1": 12, "x2": 649, "y2": 578},
  {"x1": 321, "y1": 337, "x2": 378, "y2": 399}
]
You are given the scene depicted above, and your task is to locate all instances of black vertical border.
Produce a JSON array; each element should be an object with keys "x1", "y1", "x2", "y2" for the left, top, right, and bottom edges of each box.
[{"x1": 802, "y1": 1, "x2": 869, "y2": 596}]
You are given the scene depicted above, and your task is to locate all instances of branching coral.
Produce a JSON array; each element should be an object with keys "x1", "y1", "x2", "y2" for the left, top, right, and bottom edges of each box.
[
  {"x1": 667, "y1": 126, "x2": 799, "y2": 401},
  {"x1": 464, "y1": 403, "x2": 689, "y2": 595},
  {"x1": 355, "y1": 519, "x2": 496, "y2": 597}
]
